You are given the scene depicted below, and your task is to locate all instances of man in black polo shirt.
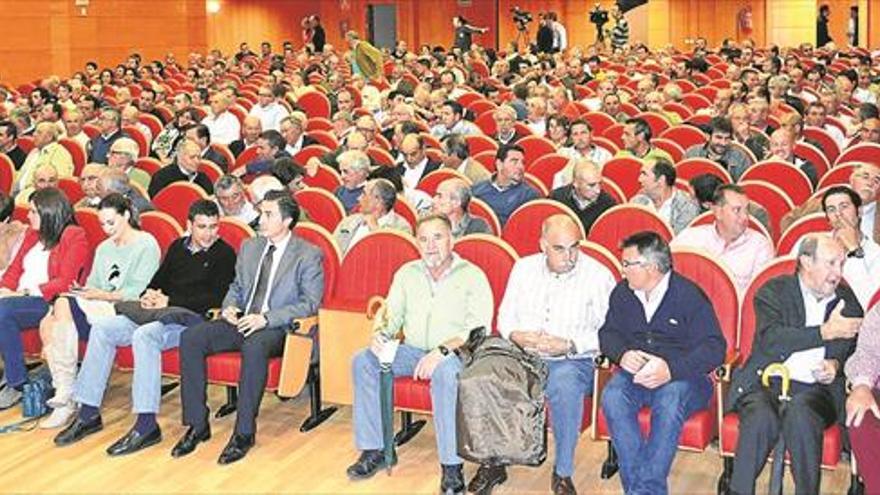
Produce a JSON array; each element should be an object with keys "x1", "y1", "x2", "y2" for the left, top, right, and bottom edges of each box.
[
  {"x1": 550, "y1": 158, "x2": 617, "y2": 234},
  {"x1": 55, "y1": 200, "x2": 236, "y2": 453}
]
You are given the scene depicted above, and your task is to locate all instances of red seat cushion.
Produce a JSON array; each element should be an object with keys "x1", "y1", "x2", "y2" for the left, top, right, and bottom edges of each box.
[
  {"x1": 393, "y1": 377, "x2": 433, "y2": 413},
  {"x1": 596, "y1": 402, "x2": 717, "y2": 451},
  {"x1": 205, "y1": 352, "x2": 283, "y2": 390},
  {"x1": 720, "y1": 413, "x2": 841, "y2": 467},
  {"x1": 115, "y1": 346, "x2": 181, "y2": 375}
]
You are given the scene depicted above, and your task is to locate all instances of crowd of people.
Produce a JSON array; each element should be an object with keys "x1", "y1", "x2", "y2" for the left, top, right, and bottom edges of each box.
[{"x1": 0, "y1": 9, "x2": 878, "y2": 495}]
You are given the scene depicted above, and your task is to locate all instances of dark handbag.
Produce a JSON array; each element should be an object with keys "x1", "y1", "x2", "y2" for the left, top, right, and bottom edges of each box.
[{"x1": 21, "y1": 365, "x2": 53, "y2": 418}]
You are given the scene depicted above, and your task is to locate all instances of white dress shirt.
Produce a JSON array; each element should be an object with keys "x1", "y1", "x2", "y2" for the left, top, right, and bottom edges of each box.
[
  {"x1": 497, "y1": 252, "x2": 616, "y2": 357},
  {"x1": 245, "y1": 232, "x2": 291, "y2": 313},
  {"x1": 861, "y1": 201, "x2": 876, "y2": 240},
  {"x1": 402, "y1": 158, "x2": 428, "y2": 190},
  {"x1": 249, "y1": 102, "x2": 289, "y2": 132},
  {"x1": 201, "y1": 111, "x2": 241, "y2": 145},
  {"x1": 635, "y1": 271, "x2": 671, "y2": 323}
]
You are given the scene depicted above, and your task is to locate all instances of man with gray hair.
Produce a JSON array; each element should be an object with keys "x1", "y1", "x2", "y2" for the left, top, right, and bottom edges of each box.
[
  {"x1": 431, "y1": 178, "x2": 491, "y2": 238},
  {"x1": 440, "y1": 134, "x2": 491, "y2": 184},
  {"x1": 726, "y1": 233, "x2": 862, "y2": 494},
  {"x1": 333, "y1": 178, "x2": 412, "y2": 254},
  {"x1": 99, "y1": 167, "x2": 154, "y2": 215},
  {"x1": 335, "y1": 150, "x2": 371, "y2": 213},
  {"x1": 599, "y1": 231, "x2": 725, "y2": 495},
  {"x1": 88, "y1": 107, "x2": 126, "y2": 164},
  {"x1": 214, "y1": 174, "x2": 258, "y2": 224},
  {"x1": 16, "y1": 121, "x2": 74, "y2": 194}
]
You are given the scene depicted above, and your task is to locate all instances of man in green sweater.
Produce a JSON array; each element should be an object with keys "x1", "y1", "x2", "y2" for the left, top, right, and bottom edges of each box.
[{"x1": 346, "y1": 214, "x2": 494, "y2": 494}]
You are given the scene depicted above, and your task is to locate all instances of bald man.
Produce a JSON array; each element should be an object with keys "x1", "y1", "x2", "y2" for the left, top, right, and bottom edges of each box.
[
  {"x1": 550, "y1": 159, "x2": 617, "y2": 234},
  {"x1": 148, "y1": 139, "x2": 215, "y2": 197},
  {"x1": 16, "y1": 121, "x2": 73, "y2": 194},
  {"x1": 75, "y1": 163, "x2": 105, "y2": 208},
  {"x1": 768, "y1": 127, "x2": 819, "y2": 187},
  {"x1": 14, "y1": 164, "x2": 59, "y2": 206},
  {"x1": 229, "y1": 116, "x2": 262, "y2": 157},
  {"x1": 398, "y1": 133, "x2": 440, "y2": 190},
  {"x1": 467, "y1": 215, "x2": 616, "y2": 494}
]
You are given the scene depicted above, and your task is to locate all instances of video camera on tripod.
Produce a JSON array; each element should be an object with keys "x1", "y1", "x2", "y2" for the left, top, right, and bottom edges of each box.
[
  {"x1": 510, "y1": 6, "x2": 533, "y2": 32},
  {"x1": 589, "y1": 3, "x2": 610, "y2": 43}
]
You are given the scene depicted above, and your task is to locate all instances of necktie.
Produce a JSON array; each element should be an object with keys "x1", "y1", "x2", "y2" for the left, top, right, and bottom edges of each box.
[
  {"x1": 823, "y1": 296, "x2": 840, "y2": 322},
  {"x1": 247, "y1": 244, "x2": 275, "y2": 314}
]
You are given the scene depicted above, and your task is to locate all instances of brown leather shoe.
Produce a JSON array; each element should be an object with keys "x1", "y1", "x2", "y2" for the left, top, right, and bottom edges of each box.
[{"x1": 551, "y1": 471, "x2": 577, "y2": 495}]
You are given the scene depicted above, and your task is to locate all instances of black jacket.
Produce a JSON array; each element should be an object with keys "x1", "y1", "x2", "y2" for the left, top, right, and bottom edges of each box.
[{"x1": 727, "y1": 274, "x2": 862, "y2": 421}]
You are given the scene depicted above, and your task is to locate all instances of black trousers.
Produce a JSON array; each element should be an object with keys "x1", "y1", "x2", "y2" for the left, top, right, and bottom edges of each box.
[
  {"x1": 729, "y1": 385, "x2": 837, "y2": 495},
  {"x1": 179, "y1": 320, "x2": 285, "y2": 436}
]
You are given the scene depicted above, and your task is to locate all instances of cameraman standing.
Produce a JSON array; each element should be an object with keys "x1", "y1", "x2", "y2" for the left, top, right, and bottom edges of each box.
[
  {"x1": 536, "y1": 14, "x2": 555, "y2": 54},
  {"x1": 453, "y1": 16, "x2": 488, "y2": 52}
]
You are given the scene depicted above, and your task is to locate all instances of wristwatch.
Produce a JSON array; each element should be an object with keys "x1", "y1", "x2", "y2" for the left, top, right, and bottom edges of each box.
[{"x1": 438, "y1": 345, "x2": 450, "y2": 356}]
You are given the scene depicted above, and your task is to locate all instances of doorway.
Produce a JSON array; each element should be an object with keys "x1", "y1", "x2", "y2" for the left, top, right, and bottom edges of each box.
[{"x1": 366, "y1": 4, "x2": 397, "y2": 50}]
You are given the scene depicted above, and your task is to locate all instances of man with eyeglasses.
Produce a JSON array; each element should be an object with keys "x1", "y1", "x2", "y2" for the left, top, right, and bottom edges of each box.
[
  {"x1": 467, "y1": 214, "x2": 615, "y2": 495},
  {"x1": 75, "y1": 163, "x2": 104, "y2": 208},
  {"x1": 214, "y1": 174, "x2": 258, "y2": 224},
  {"x1": 335, "y1": 150, "x2": 370, "y2": 213},
  {"x1": 60, "y1": 109, "x2": 90, "y2": 154},
  {"x1": 550, "y1": 159, "x2": 616, "y2": 234},
  {"x1": 599, "y1": 231, "x2": 725, "y2": 495}
]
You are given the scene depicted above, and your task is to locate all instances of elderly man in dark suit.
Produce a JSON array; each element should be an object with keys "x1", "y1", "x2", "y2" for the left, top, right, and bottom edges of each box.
[
  {"x1": 727, "y1": 233, "x2": 863, "y2": 495},
  {"x1": 171, "y1": 190, "x2": 324, "y2": 465}
]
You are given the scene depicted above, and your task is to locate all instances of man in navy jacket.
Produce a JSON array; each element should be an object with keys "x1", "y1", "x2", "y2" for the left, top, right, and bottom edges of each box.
[{"x1": 599, "y1": 231, "x2": 726, "y2": 495}]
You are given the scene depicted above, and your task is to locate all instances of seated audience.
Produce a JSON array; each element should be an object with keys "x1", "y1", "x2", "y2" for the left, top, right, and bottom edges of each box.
[
  {"x1": 74, "y1": 163, "x2": 104, "y2": 208},
  {"x1": 431, "y1": 178, "x2": 491, "y2": 238},
  {"x1": 88, "y1": 107, "x2": 126, "y2": 164},
  {"x1": 470, "y1": 215, "x2": 615, "y2": 494},
  {"x1": 398, "y1": 133, "x2": 440, "y2": 190},
  {"x1": 235, "y1": 129, "x2": 290, "y2": 177},
  {"x1": 472, "y1": 144, "x2": 538, "y2": 226},
  {"x1": 727, "y1": 233, "x2": 862, "y2": 495},
  {"x1": 492, "y1": 105, "x2": 525, "y2": 145},
  {"x1": 248, "y1": 85, "x2": 289, "y2": 132},
  {"x1": 229, "y1": 116, "x2": 262, "y2": 158},
  {"x1": 346, "y1": 214, "x2": 493, "y2": 492},
  {"x1": 99, "y1": 168, "x2": 154, "y2": 215},
  {"x1": 16, "y1": 122, "x2": 74, "y2": 195},
  {"x1": 600, "y1": 231, "x2": 725, "y2": 495},
  {"x1": 0, "y1": 120, "x2": 27, "y2": 169},
  {"x1": 148, "y1": 139, "x2": 214, "y2": 197},
  {"x1": 430, "y1": 100, "x2": 479, "y2": 138},
  {"x1": 335, "y1": 150, "x2": 370, "y2": 213},
  {"x1": 41, "y1": 193, "x2": 160, "y2": 428},
  {"x1": 185, "y1": 124, "x2": 229, "y2": 172},
  {"x1": 767, "y1": 127, "x2": 818, "y2": 188},
  {"x1": 616, "y1": 117, "x2": 673, "y2": 163},
  {"x1": 107, "y1": 137, "x2": 151, "y2": 191},
  {"x1": 0, "y1": 188, "x2": 92, "y2": 411},
  {"x1": 171, "y1": 190, "x2": 322, "y2": 464},
  {"x1": 683, "y1": 117, "x2": 753, "y2": 181},
  {"x1": 14, "y1": 164, "x2": 60, "y2": 207},
  {"x1": 672, "y1": 184, "x2": 773, "y2": 289},
  {"x1": 0, "y1": 191, "x2": 27, "y2": 274},
  {"x1": 279, "y1": 113, "x2": 317, "y2": 156},
  {"x1": 214, "y1": 173, "x2": 259, "y2": 225},
  {"x1": 56, "y1": 200, "x2": 235, "y2": 453},
  {"x1": 631, "y1": 158, "x2": 700, "y2": 234},
  {"x1": 439, "y1": 134, "x2": 491, "y2": 184},
  {"x1": 334, "y1": 178, "x2": 412, "y2": 254},
  {"x1": 200, "y1": 93, "x2": 240, "y2": 146},
  {"x1": 550, "y1": 158, "x2": 617, "y2": 234},
  {"x1": 152, "y1": 108, "x2": 200, "y2": 165},
  {"x1": 555, "y1": 119, "x2": 613, "y2": 187}
]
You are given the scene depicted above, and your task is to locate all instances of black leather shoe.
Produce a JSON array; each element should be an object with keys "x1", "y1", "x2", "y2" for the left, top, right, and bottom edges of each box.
[
  {"x1": 106, "y1": 426, "x2": 162, "y2": 457},
  {"x1": 170, "y1": 425, "x2": 211, "y2": 458},
  {"x1": 551, "y1": 471, "x2": 577, "y2": 495},
  {"x1": 346, "y1": 450, "x2": 392, "y2": 480},
  {"x1": 441, "y1": 463, "x2": 465, "y2": 494},
  {"x1": 54, "y1": 416, "x2": 103, "y2": 446},
  {"x1": 467, "y1": 464, "x2": 507, "y2": 494},
  {"x1": 217, "y1": 433, "x2": 255, "y2": 465}
]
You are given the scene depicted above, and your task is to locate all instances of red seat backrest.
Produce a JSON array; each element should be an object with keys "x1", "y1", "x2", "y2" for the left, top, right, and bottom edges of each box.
[
  {"x1": 152, "y1": 182, "x2": 209, "y2": 228},
  {"x1": 775, "y1": 213, "x2": 831, "y2": 255},
  {"x1": 526, "y1": 153, "x2": 569, "y2": 192},
  {"x1": 501, "y1": 200, "x2": 585, "y2": 256},
  {"x1": 738, "y1": 180, "x2": 795, "y2": 242},
  {"x1": 739, "y1": 257, "x2": 797, "y2": 358},
  {"x1": 453, "y1": 235, "x2": 519, "y2": 330},
  {"x1": 658, "y1": 125, "x2": 708, "y2": 150},
  {"x1": 835, "y1": 142, "x2": 880, "y2": 167},
  {"x1": 139, "y1": 211, "x2": 184, "y2": 257},
  {"x1": 330, "y1": 231, "x2": 419, "y2": 310},
  {"x1": 803, "y1": 126, "x2": 840, "y2": 165},
  {"x1": 468, "y1": 198, "x2": 501, "y2": 236},
  {"x1": 602, "y1": 156, "x2": 644, "y2": 199},
  {"x1": 417, "y1": 169, "x2": 469, "y2": 197},
  {"x1": 671, "y1": 249, "x2": 739, "y2": 351},
  {"x1": 0, "y1": 154, "x2": 16, "y2": 194},
  {"x1": 74, "y1": 207, "x2": 108, "y2": 252},
  {"x1": 294, "y1": 188, "x2": 346, "y2": 233},
  {"x1": 580, "y1": 240, "x2": 622, "y2": 282},
  {"x1": 297, "y1": 92, "x2": 332, "y2": 119},
  {"x1": 517, "y1": 136, "x2": 558, "y2": 166},
  {"x1": 817, "y1": 163, "x2": 856, "y2": 190},
  {"x1": 295, "y1": 222, "x2": 340, "y2": 303},
  {"x1": 588, "y1": 204, "x2": 673, "y2": 255},
  {"x1": 739, "y1": 161, "x2": 813, "y2": 206},
  {"x1": 676, "y1": 157, "x2": 733, "y2": 184},
  {"x1": 218, "y1": 217, "x2": 255, "y2": 253}
]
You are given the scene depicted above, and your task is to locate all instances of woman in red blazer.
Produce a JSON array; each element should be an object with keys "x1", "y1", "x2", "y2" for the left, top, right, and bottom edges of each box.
[{"x1": 0, "y1": 187, "x2": 91, "y2": 410}]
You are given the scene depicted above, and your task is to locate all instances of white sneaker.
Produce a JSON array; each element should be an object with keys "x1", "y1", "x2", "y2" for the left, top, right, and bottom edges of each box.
[{"x1": 40, "y1": 404, "x2": 77, "y2": 429}]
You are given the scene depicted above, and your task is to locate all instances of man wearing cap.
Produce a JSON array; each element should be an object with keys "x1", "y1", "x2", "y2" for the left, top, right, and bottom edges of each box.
[{"x1": 108, "y1": 137, "x2": 151, "y2": 191}]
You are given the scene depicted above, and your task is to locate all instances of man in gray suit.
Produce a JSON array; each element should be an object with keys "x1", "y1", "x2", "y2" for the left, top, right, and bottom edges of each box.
[
  {"x1": 334, "y1": 178, "x2": 413, "y2": 254},
  {"x1": 171, "y1": 190, "x2": 324, "y2": 465}
]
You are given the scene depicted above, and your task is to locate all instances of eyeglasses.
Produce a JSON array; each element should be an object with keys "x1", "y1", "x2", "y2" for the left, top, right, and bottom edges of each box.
[{"x1": 621, "y1": 259, "x2": 646, "y2": 269}]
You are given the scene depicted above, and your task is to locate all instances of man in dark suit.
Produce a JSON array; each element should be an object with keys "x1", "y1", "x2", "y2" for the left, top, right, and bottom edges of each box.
[
  {"x1": 397, "y1": 133, "x2": 440, "y2": 190},
  {"x1": 0, "y1": 120, "x2": 26, "y2": 169},
  {"x1": 185, "y1": 123, "x2": 229, "y2": 172},
  {"x1": 148, "y1": 139, "x2": 214, "y2": 197},
  {"x1": 599, "y1": 231, "x2": 726, "y2": 495},
  {"x1": 727, "y1": 233, "x2": 863, "y2": 495},
  {"x1": 171, "y1": 190, "x2": 324, "y2": 465}
]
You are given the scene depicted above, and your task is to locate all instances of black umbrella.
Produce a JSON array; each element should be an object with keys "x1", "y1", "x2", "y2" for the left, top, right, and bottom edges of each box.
[{"x1": 761, "y1": 363, "x2": 792, "y2": 495}]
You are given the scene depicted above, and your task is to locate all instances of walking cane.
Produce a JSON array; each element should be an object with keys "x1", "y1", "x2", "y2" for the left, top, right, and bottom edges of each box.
[
  {"x1": 761, "y1": 363, "x2": 792, "y2": 495},
  {"x1": 368, "y1": 296, "x2": 398, "y2": 475}
]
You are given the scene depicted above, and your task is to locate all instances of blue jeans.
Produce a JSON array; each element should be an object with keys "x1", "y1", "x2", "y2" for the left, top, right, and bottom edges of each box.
[
  {"x1": 601, "y1": 371, "x2": 712, "y2": 495},
  {"x1": 73, "y1": 315, "x2": 185, "y2": 414},
  {"x1": 352, "y1": 343, "x2": 463, "y2": 465},
  {"x1": 546, "y1": 358, "x2": 595, "y2": 477},
  {"x1": 0, "y1": 296, "x2": 50, "y2": 387}
]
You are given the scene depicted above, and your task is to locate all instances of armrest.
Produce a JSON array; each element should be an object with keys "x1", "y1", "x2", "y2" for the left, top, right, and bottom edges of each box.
[
  {"x1": 715, "y1": 349, "x2": 740, "y2": 382},
  {"x1": 289, "y1": 315, "x2": 318, "y2": 335},
  {"x1": 594, "y1": 354, "x2": 611, "y2": 369},
  {"x1": 366, "y1": 296, "x2": 385, "y2": 320}
]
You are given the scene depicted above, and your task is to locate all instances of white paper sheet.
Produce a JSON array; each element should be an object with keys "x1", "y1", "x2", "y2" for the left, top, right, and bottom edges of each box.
[{"x1": 782, "y1": 347, "x2": 826, "y2": 384}]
